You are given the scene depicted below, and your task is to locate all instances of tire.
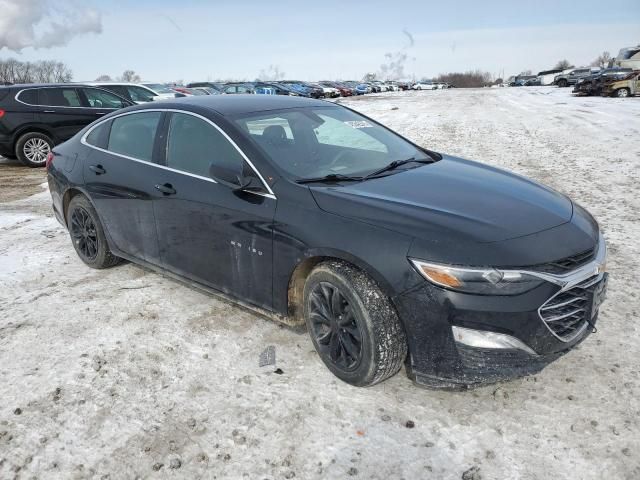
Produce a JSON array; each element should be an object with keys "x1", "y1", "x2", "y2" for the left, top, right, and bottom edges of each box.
[
  {"x1": 303, "y1": 261, "x2": 407, "y2": 387},
  {"x1": 557, "y1": 79, "x2": 568, "y2": 88},
  {"x1": 67, "y1": 195, "x2": 121, "y2": 269},
  {"x1": 615, "y1": 88, "x2": 630, "y2": 98},
  {"x1": 16, "y1": 132, "x2": 53, "y2": 168}
]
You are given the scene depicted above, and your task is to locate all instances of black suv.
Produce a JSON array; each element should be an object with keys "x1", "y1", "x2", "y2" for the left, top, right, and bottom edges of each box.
[{"x1": 0, "y1": 84, "x2": 132, "y2": 167}]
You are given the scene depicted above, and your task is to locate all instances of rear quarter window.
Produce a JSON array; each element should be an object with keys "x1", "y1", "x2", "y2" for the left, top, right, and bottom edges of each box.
[
  {"x1": 85, "y1": 120, "x2": 111, "y2": 149},
  {"x1": 16, "y1": 89, "x2": 38, "y2": 104}
]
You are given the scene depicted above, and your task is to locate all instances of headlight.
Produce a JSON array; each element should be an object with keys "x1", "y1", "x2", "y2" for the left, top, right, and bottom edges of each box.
[{"x1": 409, "y1": 259, "x2": 544, "y2": 295}]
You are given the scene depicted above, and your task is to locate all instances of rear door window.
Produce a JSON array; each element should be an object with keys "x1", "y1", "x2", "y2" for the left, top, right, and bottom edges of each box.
[
  {"x1": 127, "y1": 86, "x2": 156, "y2": 103},
  {"x1": 107, "y1": 112, "x2": 161, "y2": 162},
  {"x1": 40, "y1": 88, "x2": 82, "y2": 107}
]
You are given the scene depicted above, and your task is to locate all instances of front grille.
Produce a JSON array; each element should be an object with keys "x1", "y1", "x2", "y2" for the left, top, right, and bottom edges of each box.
[
  {"x1": 539, "y1": 276, "x2": 601, "y2": 341},
  {"x1": 532, "y1": 248, "x2": 595, "y2": 274}
]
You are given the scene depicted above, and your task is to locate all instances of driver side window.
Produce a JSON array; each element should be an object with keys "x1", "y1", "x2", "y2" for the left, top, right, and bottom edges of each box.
[
  {"x1": 166, "y1": 113, "x2": 245, "y2": 179},
  {"x1": 83, "y1": 88, "x2": 128, "y2": 109}
]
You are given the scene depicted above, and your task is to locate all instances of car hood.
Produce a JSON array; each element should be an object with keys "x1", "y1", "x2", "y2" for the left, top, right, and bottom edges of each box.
[{"x1": 309, "y1": 155, "x2": 574, "y2": 245}]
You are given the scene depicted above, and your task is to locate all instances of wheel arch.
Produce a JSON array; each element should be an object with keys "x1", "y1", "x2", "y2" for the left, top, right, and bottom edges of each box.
[
  {"x1": 286, "y1": 248, "x2": 395, "y2": 326},
  {"x1": 13, "y1": 125, "x2": 57, "y2": 148}
]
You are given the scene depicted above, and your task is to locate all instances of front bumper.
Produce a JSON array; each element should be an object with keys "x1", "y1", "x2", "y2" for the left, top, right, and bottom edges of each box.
[{"x1": 393, "y1": 255, "x2": 607, "y2": 388}]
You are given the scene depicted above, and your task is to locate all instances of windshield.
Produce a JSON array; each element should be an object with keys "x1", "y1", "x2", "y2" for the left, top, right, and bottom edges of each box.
[
  {"x1": 143, "y1": 83, "x2": 175, "y2": 94},
  {"x1": 234, "y1": 106, "x2": 432, "y2": 180}
]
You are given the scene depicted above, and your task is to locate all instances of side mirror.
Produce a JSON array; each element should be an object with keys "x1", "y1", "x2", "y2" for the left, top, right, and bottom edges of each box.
[{"x1": 209, "y1": 163, "x2": 262, "y2": 192}]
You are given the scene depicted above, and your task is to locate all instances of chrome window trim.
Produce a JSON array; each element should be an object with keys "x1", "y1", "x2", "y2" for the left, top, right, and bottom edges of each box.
[
  {"x1": 80, "y1": 108, "x2": 276, "y2": 200},
  {"x1": 15, "y1": 86, "x2": 122, "y2": 110}
]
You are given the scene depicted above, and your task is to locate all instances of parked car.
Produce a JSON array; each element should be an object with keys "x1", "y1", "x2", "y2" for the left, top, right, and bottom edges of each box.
[
  {"x1": 186, "y1": 82, "x2": 225, "y2": 93},
  {"x1": 319, "y1": 81, "x2": 352, "y2": 97},
  {"x1": 553, "y1": 68, "x2": 594, "y2": 88},
  {"x1": 222, "y1": 83, "x2": 256, "y2": 94},
  {"x1": 88, "y1": 82, "x2": 162, "y2": 103},
  {"x1": 190, "y1": 86, "x2": 221, "y2": 95},
  {"x1": 309, "y1": 82, "x2": 339, "y2": 98},
  {"x1": 412, "y1": 81, "x2": 435, "y2": 90},
  {"x1": 253, "y1": 82, "x2": 299, "y2": 96},
  {"x1": 0, "y1": 83, "x2": 132, "y2": 166},
  {"x1": 140, "y1": 83, "x2": 186, "y2": 99},
  {"x1": 614, "y1": 45, "x2": 640, "y2": 70},
  {"x1": 48, "y1": 95, "x2": 607, "y2": 389},
  {"x1": 573, "y1": 68, "x2": 633, "y2": 96},
  {"x1": 601, "y1": 70, "x2": 640, "y2": 97},
  {"x1": 171, "y1": 86, "x2": 208, "y2": 96},
  {"x1": 279, "y1": 81, "x2": 324, "y2": 99}
]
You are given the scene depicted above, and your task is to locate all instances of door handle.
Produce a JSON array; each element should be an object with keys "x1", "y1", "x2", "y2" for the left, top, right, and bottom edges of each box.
[
  {"x1": 154, "y1": 183, "x2": 176, "y2": 195},
  {"x1": 89, "y1": 164, "x2": 106, "y2": 175},
  {"x1": 42, "y1": 110, "x2": 56, "y2": 113},
  {"x1": 95, "y1": 112, "x2": 106, "y2": 116}
]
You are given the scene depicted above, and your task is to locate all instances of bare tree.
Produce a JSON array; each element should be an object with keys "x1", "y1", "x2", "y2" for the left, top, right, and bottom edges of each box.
[
  {"x1": 258, "y1": 65, "x2": 285, "y2": 81},
  {"x1": 0, "y1": 58, "x2": 73, "y2": 84},
  {"x1": 95, "y1": 74, "x2": 112, "y2": 81},
  {"x1": 554, "y1": 60, "x2": 573, "y2": 70},
  {"x1": 591, "y1": 51, "x2": 612, "y2": 69},
  {"x1": 362, "y1": 73, "x2": 377, "y2": 82},
  {"x1": 119, "y1": 70, "x2": 141, "y2": 83}
]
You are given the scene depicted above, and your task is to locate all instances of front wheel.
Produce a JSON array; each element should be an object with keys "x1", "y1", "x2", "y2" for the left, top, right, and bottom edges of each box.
[
  {"x1": 557, "y1": 79, "x2": 568, "y2": 88},
  {"x1": 303, "y1": 261, "x2": 407, "y2": 387},
  {"x1": 67, "y1": 195, "x2": 121, "y2": 269},
  {"x1": 615, "y1": 88, "x2": 630, "y2": 98},
  {"x1": 16, "y1": 132, "x2": 53, "y2": 167}
]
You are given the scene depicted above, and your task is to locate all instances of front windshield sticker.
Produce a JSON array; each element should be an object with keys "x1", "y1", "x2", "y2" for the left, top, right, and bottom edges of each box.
[{"x1": 344, "y1": 120, "x2": 373, "y2": 129}]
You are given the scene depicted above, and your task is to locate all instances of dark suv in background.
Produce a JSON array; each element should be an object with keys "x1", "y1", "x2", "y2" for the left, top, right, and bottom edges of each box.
[{"x1": 0, "y1": 83, "x2": 132, "y2": 167}]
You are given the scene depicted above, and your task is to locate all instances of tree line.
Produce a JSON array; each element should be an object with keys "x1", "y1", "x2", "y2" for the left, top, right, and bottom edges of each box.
[{"x1": 0, "y1": 58, "x2": 73, "y2": 85}]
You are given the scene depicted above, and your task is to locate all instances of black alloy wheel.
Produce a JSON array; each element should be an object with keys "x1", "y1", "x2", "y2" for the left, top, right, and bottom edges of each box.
[
  {"x1": 308, "y1": 281, "x2": 363, "y2": 371},
  {"x1": 70, "y1": 206, "x2": 99, "y2": 261}
]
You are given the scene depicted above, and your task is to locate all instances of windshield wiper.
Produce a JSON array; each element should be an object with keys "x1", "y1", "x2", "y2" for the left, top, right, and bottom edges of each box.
[
  {"x1": 295, "y1": 173, "x2": 363, "y2": 184},
  {"x1": 360, "y1": 157, "x2": 434, "y2": 180}
]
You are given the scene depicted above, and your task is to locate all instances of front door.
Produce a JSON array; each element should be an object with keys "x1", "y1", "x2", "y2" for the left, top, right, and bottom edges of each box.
[{"x1": 152, "y1": 111, "x2": 276, "y2": 309}]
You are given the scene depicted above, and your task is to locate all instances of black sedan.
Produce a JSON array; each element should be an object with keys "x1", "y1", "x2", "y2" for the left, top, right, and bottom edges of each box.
[{"x1": 47, "y1": 95, "x2": 608, "y2": 389}]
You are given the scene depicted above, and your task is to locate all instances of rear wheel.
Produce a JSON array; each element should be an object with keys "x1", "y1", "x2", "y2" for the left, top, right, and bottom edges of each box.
[
  {"x1": 16, "y1": 132, "x2": 53, "y2": 167},
  {"x1": 557, "y1": 79, "x2": 568, "y2": 88},
  {"x1": 303, "y1": 261, "x2": 407, "y2": 387},
  {"x1": 67, "y1": 195, "x2": 121, "y2": 269},
  {"x1": 615, "y1": 88, "x2": 630, "y2": 98}
]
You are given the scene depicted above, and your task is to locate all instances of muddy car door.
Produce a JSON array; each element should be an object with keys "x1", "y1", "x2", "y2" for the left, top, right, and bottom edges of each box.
[{"x1": 152, "y1": 111, "x2": 276, "y2": 310}]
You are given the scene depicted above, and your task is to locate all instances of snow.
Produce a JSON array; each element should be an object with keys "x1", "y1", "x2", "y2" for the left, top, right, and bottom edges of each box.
[{"x1": 1, "y1": 87, "x2": 639, "y2": 479}]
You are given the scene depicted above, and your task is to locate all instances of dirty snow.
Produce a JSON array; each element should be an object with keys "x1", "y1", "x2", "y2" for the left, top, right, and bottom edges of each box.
[{"x1": 1, "y1": 87, "x2": 639, "y2": 479}]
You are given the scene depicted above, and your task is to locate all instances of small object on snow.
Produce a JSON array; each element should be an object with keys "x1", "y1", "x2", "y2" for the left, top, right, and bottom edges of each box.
[
  {"x1": 391, "y1": 106, "x2": 399, "y2": 110},
  {"x1": 169, "y1": 458, "x2": 182, "y2": 469},
  {"x1": 187, "y1": 418, "x2": 196, "y2": 429},
  {"x1": 274, "y1": 368, "x2": 284, "y2": 375},
  {"x1": 381, "y1": 414, "x2": 391, "y2": 422},
  {"x1": 152, "y1": 462, "x2": 164, "y2": 471},
  {"x1": 462, "y1": 465, "x2": 482, "y2": 480},
  {"x1": 259, "y1": 345, "x2": 276, "y2": 367},
  {"x1": 405, "y1": 420, "x2": 415, "y2": 428},
  {"x1": 348, "y1": 467, "x2": 359, "y2": 476},
  {"x1": 13, "y1": 407, "x2": 22, "y2": 415}
]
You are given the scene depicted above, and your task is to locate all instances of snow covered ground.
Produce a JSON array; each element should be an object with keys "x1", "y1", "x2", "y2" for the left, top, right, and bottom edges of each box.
[{"x1": 1, "y1": 87, "x2": 639, "y2": 479}]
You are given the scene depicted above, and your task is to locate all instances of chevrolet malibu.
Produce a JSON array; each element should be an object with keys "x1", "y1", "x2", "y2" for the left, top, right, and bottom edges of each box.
[{"x1": 46, "y1": 95, "x2": 608, "y2": 389}]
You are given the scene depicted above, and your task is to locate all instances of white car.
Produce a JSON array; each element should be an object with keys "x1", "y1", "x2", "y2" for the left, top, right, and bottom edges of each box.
[
  {"x1": 141, "y1": 83, "x2": 185, "y2": 100},
  {"x1": 412, "y1": 82, "x2": 435, "y2": 90}
]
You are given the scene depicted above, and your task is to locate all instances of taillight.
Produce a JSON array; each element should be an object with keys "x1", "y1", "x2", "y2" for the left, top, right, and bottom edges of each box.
[
  {"x1": 0, "y1": 109, "x2": 5, "y2": 119},
  {"x1": 45, "y1": 151, "x2": 54, "y2": 170}
]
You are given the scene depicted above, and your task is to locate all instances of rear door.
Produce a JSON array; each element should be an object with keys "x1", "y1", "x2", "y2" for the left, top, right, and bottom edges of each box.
[
  {"x1": 82, "y1": 111, "x2": 165, "y2": 265},
  {"x1": 36, "y1": 87, "x2": 96, "y2": 142}
]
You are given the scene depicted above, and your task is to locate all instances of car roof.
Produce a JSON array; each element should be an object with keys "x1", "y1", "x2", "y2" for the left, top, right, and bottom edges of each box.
[
  {"x1": 3, "y1": 83, "x2": 91, "y2": 89},
  {"x1": 139, "y1": 94, "x2": 333, "y2": 116}
]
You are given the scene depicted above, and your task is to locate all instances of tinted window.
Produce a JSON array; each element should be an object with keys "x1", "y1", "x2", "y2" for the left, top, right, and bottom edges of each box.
[
  {"x1": 83, "y1": 88, "x2": 127, "y2": 109},
  {"x1": 100, "y1": 85, "x2": 129, "y2": 99},
  {"x1": 85, "y1": 120, "x2": 111, "y2": 148},
  {"x1": 166, "y1": 113, "x2": 244, "y2": 178},
  {"x1": 127, "y1": 86, "x2": 156, "y2": 103},
  {"x1": 40, "y1": 88, "x2": 82, "y2": 107},
  {"x1": 107, "y1": 112, "x2": 161, "y2": 161},
  {"x1": 17, "y1": 89, "x2": 38, "y2": 104}
]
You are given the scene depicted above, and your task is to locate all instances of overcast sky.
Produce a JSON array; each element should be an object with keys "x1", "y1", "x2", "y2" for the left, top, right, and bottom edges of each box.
[{"x1": 1, "y1": 0, "x2": 639, "y2": 82}]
